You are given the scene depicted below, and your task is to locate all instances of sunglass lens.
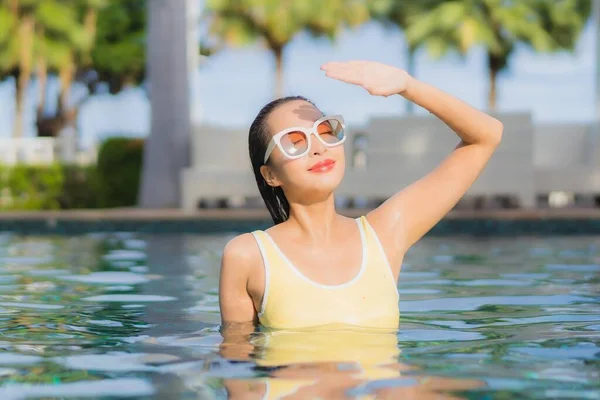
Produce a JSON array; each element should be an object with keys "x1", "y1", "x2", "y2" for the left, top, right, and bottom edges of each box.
[
  {"x1": 317, "y1": 119, "x2": 345, "y2": 144},
  {"x1": 280, "y1": 131, "x2": 308, "y2": 158}
]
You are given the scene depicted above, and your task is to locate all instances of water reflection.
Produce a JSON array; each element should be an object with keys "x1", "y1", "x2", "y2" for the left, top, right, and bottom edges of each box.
[{"x1": 217, "y1": 323, "x2": 486, "y2": 399}]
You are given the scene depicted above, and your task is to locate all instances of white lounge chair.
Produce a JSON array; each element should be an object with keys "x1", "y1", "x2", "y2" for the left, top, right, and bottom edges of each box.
[
  {"x1": 338, "y1": 112, "x2": 536, "y2": 209},
  {"x1": 534, "y1": 122, "x2": 600, "y2": 205},
  {"x1": 181, "y1": 113, "x2": 537, "y2": 211},
  {"x1": 180, "y1": 125, "x2": 258, "y2": 210}
]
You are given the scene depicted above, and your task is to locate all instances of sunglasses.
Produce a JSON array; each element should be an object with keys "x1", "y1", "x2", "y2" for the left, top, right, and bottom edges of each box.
[{"x1": 263, "y1": 115, "x2": 346, "y2": 164}]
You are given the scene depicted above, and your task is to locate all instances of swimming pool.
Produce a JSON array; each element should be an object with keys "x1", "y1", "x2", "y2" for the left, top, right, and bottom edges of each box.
[{"x1": 0, "y1": 231, "x2": 598, "y2": 399}]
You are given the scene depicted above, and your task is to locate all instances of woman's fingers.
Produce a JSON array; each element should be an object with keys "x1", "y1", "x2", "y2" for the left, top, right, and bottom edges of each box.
[
  {"x1": 321, "y1": 60, "x2": 366, "y2": 70},
  {"x1": 322, "y1": 60, "x2": 407, "y2": 96},
  {"x1": 324, "y1": 69, "x2": 361, "y2": 85},
  {"x1": 320, "y1": 61, "x2": 344, "y2": 70},
  {"x1": 348, "y1": 60, "x2": 368, "y2": 67},
  {"x1": 322, "y1": 62, "x2": 363, "y2": 85}
]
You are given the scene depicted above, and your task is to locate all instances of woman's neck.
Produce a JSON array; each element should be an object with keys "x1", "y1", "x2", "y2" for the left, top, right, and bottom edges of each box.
[{"x1": 285, "y1": 195, "x2": 340, "y2": 243}]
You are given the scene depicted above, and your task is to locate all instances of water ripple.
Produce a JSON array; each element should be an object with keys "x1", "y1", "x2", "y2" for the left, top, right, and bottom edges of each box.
[
  {"x1": 0, "y1": 233, "x2": 597, "y2": 399},
  {"x1": 401, "y1": 295, "x2": 594, "y2": 312},
  {"x1": 0, "y1": 378, "x2": 155, "y2": 398},
  {"x1": 82, "y1": 294, "x2": 176, "y2": 302},
  {"x1": 60, "y1": 272, "x2": 151, "y2": 285}
]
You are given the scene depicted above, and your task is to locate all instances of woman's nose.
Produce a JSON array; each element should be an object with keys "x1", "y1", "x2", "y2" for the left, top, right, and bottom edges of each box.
[{"x1": 310, "y1": 132, "x2": 327, "y2": 155}]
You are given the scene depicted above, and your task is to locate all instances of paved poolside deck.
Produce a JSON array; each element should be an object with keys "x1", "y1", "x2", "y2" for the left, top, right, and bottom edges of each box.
[
  {"x1": 2, "y1": 207, "x2": 600, "y2": 221},
  {"x1": 1, "y1": 208, "x2": 600, "y2": 235}
]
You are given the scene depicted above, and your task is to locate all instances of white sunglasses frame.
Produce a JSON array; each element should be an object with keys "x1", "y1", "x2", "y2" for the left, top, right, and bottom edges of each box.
[{"x1": 263, "y1": 114, "x2": 346, "y2": 164}]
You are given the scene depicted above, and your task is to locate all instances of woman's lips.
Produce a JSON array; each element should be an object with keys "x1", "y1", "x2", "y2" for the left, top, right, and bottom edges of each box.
[{"x1": 308, "y1": 159, "x2": 335, "y2": 172}]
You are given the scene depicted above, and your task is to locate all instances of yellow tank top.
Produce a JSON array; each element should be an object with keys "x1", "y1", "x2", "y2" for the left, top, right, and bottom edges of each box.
[{"x1": 251, "y1": 215, "x2": 399, "y2": 330}]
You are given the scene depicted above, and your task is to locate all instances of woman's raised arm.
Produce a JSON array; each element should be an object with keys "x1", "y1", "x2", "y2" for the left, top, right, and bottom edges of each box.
[{"x1": 322, "y1": 61, "x2": 503, "y2": 256}]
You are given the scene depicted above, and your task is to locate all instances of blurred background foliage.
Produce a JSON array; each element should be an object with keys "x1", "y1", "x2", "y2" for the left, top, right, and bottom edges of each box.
[
  {"x1": 0, "y1": 0, "x2": 591, "y2": 136},
  {"x1": 0, "y1": 137, "x2": 142, "y2": 210},
  {"x1": 202, "y1": 0, "x2": 591, "y2": 108},
  {"x1": 0, "y1": 0, "x2": 146, "y2": 139},
  {"x1": 0, "y1": 0, "x2": 593, "y2": 209}
]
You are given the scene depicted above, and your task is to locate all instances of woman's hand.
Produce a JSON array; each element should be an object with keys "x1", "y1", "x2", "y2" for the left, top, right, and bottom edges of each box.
[{"x1": 320, "y1": 60, "x2": 412, "y2": 97}]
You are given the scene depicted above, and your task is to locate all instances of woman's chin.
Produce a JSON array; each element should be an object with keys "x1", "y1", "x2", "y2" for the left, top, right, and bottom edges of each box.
[{"x1": 304, "y1": 174, "x2": 344, "y2": 194}]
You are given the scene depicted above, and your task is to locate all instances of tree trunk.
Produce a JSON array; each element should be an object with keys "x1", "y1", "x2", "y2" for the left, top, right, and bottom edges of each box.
[
  {"x1": 83, "y1": 7, "x2": 97, "y2": 65},
  {"x1": 13, "y1": 79, "x2": 26, "y2": 138},
  {"x1": 84, "y1": 8, "x2": 97, "y2": 43},
  {"x1": 488, "y1": 67, "x2": 497, "y2": 111},
  {"x1": 9, "y1": 0, "x2": 18, "y2": 15},
  {"x1": 139, "y1": 0, "x2": 191, "y2": 208},
  {"x1": 487, "y1": 52, "x2": 503, "y2": 111},
  {"x1": 36, "y1": 56, "x2": 47, "y2": 120},
  {"x1": 595, "y1": 0, "x2": 600, "y2": 122},
  {"x1": 405, "y1": 45, "x2": 416, "y2": 114},
  {"x1": 58, "y1": 57, "x2": 75, "y2": 112},
  {"x1": 36, "y1": 53, "x2": 76, "y2": 138},
  {"x1": 274, "y1": 47, "x2": 283, "y2": 99},
  {"x1": 13, "y1": 15, "x2": 34, "y2": 138}
]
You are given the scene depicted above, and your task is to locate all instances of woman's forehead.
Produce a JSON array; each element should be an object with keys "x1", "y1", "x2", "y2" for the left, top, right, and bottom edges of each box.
[{"x1": 267, "y1": 100, "x2": 322, "y2": 133}]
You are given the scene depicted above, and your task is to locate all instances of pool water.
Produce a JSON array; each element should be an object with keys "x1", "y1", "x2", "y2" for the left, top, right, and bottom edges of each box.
[{"x1": 0, "y1": 231, "x2": 598, "y2": 399}]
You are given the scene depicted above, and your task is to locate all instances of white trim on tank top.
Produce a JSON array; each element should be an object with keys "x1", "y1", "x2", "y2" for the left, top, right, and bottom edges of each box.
[
  {"x1": 361, "y1": 216, "x2": 400, "y2": 301},
  {"x1": 251, "y1": 231, "x2": 271, "y2": 317},
  {"x1": 260, "y1": 217, "x2": 367, "y2": 290}
]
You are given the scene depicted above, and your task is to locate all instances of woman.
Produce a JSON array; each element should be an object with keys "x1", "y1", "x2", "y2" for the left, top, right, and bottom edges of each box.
[{"x1": 219, "y1": 60, "x2": 503, "y2": 330}]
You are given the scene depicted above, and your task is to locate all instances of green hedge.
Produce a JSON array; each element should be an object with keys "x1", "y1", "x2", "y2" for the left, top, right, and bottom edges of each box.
[
  {"x1": 0, "y1": 164, "x2": 64, "y2": 210},
  {"x1": 0, "y1": 164, "x2": 101, "y2": 210},
  {"x1": 60, "y1": 165, "x2": 102, "y2": 209},
  {"x1": 96, "y1": 137, "x2": 144, "y2": 208},
  {"x1": 0, "y1": 137, "x2": 145, "y2": 210}
]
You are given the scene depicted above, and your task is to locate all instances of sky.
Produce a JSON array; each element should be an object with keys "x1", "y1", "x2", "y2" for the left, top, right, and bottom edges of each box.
[{"x1": 0, "y1": 12, "x2": 596, "y2": 150}]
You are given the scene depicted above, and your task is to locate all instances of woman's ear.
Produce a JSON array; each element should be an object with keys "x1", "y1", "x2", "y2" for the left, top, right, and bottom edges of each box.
[{"x1": 260, "y1": 165, "x2": 281, "y2": 188}]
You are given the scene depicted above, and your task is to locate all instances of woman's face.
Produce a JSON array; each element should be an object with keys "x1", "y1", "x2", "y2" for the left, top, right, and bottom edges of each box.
[{"x1": 260, "y1": 100, "x2": 346, "y2": 203}]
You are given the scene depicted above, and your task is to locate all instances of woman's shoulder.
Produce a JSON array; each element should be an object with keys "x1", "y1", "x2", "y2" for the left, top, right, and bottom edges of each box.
[
  {"x1": 222, "y1": 232, "x2": 262, "y2": 264},
  {"x1": 220, "y1": 232, "x2": 264, "y2": 280}
]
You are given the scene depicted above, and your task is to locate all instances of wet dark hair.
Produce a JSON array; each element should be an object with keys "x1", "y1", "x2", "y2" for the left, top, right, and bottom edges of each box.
[{"x1": 248, "y1": 95, "x2": 317, "y2": 225}]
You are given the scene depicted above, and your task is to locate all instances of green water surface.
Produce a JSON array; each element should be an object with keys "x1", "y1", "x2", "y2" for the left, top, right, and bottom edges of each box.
[{"x1": 0, "y1": 232, "x2": 598, "y2": 399}]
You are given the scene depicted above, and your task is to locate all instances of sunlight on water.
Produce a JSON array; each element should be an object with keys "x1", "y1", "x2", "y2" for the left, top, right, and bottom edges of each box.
[{"x1": 0, "y1": 232, "x2": 597, "y2": 399}]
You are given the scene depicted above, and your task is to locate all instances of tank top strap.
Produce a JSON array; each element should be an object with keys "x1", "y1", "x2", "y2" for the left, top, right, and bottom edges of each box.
[
  {"x1": 250, "y1": 229, "x2": 286, "y2": 318},
  {"x1": 250, "y1": 229, "x2": 274, "y2": 257},
  {"x1": 250, "y1": 229, "x2": 287, "y2": 271},
  {"x1": 357, "y1": 215, "x2": 398, "y2": 292}
]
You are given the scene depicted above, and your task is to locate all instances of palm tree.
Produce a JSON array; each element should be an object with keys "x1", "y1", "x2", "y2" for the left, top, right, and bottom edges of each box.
[
  {"x1": 0, "y1": 0, "x2": 34, "y2": 138},
  {"x1": 34, "y1": 0, "x2": 97, "y2": 138},
  {"x1": 0, "y1": 0, "x2": 92, "y2": 138},
  {"x1": 405, "y1": 0, "x2": 591, "y2": 110},
  {"x1": 204, "y1": 0, "x2": 371, "y2": 98},
  {"x1": 89, "y1": 0, "x2": 146, "y2": 94},
  {"x1": 0, "y1": 1, "x2": 146, "y2": 139},
  {"x1": 36, "y1": 0, "x2": 147, "y2": 138},
  {"x1": 369, "y1": 1, "x2": 439, "y2": 113}
]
